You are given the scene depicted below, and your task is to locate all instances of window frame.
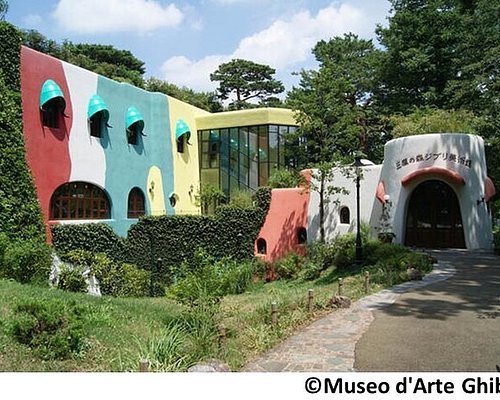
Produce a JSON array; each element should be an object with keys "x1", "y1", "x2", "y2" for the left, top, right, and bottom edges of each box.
[
  {"x1": 340, "y1": 206, "x2": 350, "y2": 224},
  {"x1": 50, "y1": 182, "x2": 111, "y2": 220},
  {"x1": 41, "y1": 98, "x2": 63, "y2": 129},
  {"x1": 127, "y1": 187, "x2": 146, "y2": 219},
  {"x1": 256, "y1": 238, "x2": 267, "y2": 255}
]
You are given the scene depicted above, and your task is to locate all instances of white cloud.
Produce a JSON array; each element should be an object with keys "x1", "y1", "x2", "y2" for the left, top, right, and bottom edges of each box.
[
  {"x1": 52, "y1": 0, "x2": 183, "y2": 34},
  {"x1": 233, "y1": 4, "x2": 364, "y2": 68},
  {"x1": 22, "y1": 14, "x2": 43, "y2": 27},
  {"x1": 160, "y1": 55, "x2": 230, "y2": 92},
  {"x1": 160, "y1": 2, "x2": 379, "y2": 91}
]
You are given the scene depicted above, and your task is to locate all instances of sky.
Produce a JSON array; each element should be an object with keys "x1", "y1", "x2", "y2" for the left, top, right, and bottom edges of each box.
[{"x1": 6, "y1": 0, "x2": 392, "y2": 94}]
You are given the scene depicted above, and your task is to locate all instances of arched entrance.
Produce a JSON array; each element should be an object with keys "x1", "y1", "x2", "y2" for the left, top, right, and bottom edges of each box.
[{"x1": 405, "y1": 180, "x2": 465, "y2": 248}]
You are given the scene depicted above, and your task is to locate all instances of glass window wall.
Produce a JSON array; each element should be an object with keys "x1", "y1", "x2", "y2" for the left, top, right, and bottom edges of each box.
[{"x1": 199, "y1": 124, "x2": 298, "y2": 199}]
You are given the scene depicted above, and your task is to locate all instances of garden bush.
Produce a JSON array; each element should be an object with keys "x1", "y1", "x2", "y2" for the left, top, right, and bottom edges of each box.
[
  {"x1": 64, "y1": 250, "x2": 150, "y2": 297},
  {"x1": 57, "y1": 265, "x2": 87, "y2": 293},
  {"x1": 0, "y1": 232, "x2": 8, "y2": 264},
  {"x1": 167, "y1": 249, "x2": 261, "y2": 306},
  {"x1": 368, "y1": 247, "x2": 433, "y2": 285},
  {"x1": 306, "y1": 240, "x2": 337, "y2": 271},
  {"x1": 126, "y1": 187, "x2": 272, "y2": 272},
  {"x1": 10, "y1": 298, "x2": 88, "y2": 360},
  {"x1": 51, "y1": 223, "x2": 126, "y2": 262},
  {"x1": 273, "y1": 252, "x2": 305, "y2": 280},
  {"x1": 1, "y1": 239, "x2": 52, "y2": 284},
  {"x1": 331, "y1": 233, "x2": 357, "y2": 269}
]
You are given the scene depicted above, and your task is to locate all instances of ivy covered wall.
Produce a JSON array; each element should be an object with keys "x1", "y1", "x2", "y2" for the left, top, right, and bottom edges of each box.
[{"x1": 0, "y1": 22, "x2": 45, "y2": 242}]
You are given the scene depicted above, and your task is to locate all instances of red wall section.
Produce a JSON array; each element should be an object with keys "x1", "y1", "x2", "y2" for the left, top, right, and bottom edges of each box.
[
  {"x1": 20, "y1": 47, "x2": 73, "y2": 237},
  {"x1": 255, "y1": 187, "x2": 310, "y2": 264}
]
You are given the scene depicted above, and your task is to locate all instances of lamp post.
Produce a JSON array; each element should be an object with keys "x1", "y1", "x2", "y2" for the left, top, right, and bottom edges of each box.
[{"x1": 353, "y1": 155, "x2": 364, "y2": 264}]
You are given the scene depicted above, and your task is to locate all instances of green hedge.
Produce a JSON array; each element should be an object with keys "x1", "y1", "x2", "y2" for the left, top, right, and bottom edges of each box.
[
  {"x1": 0, "y1": 22, "x2": 46, "y2": 242},
  {"x1": 0, "y1": 22, "x2": 22, "y2": 91},
  {"x1": 0, "y1": 234, "x2": 52, "y2": 285},
  {"x1": 51, "y1": 223, "x2": 126, "y2": 261},
  {"x1": 52, "y1": 187, "x2": 272, "y2": 281},
  {"x1": 126, "y1": 187, "x2": 271, "y2": 272}
]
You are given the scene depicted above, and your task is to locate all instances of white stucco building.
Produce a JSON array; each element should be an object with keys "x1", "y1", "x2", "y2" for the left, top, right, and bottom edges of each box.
[{"x1": 307, "y1": 133, "x2": 496, "y2": 249}]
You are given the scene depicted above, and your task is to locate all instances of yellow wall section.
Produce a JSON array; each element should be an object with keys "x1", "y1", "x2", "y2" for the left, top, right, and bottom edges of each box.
[
  {"x1": 196, "y1": 108, "x2": 297, "y2": 130},
  {"x1": 147, "y1": 166, "x2": 166, "y2": 215},
  {"x1": 167, "y1": 97, "x2": 210, "y2": 214}
]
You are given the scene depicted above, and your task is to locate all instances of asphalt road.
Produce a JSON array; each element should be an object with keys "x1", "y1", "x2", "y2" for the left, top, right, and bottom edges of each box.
[{"x1": 354, "y1": 249, "x2": 500, "y2": 372}]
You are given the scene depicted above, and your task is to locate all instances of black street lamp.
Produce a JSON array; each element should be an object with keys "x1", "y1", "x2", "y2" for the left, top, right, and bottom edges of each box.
[{"x1": 352, "y1": 155, "x2": 364, "y2": 264}]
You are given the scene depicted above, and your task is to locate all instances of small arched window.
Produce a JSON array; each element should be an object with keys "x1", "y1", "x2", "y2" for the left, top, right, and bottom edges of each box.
[
  {"x1": 297, "y1": 227, "x2": 307, "y2": 244},
  {"x1": 127, "y1": 187, "x2": 145, "y2": 219},
  {"x1": 340, "y1": 206, "x2": 350, "y2": 224},
  {"x1": 88, "y1": 94, "x2": 110, "y2": 138},
  {"x1": 50, "y1": 182, "x2": 110, "y2": 220},
  {"x1": 176, "y1": 119, "x2": 191, "y2": 153},
  {"x1": 40, "y1": 80, "x2": 66, "y2": 129},
  {"x1": 126, "y1": 106, "x2": 145, "y2": 145},
  {"x1": 256, "y1": 238, "x2": 267, "y2": 255}
]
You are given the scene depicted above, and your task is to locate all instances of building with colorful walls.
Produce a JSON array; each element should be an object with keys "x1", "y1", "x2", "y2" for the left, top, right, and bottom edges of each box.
[
  {"x1": 20, "y1": 46, "x2": 298, "y2": 238},
  {"x1": 19, "y1": 46, "x2": 496, "y2": 261},
  {"x1": 256, "y1": 133, "x2": 496, "y2": 262}
]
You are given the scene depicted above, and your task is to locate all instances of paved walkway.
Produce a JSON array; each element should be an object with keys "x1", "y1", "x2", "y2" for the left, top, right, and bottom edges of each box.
[
  {"x1": 355, "y1": 250, "x2": 500, "y2": 371},
  {"x1": 241, "y1": 253, "x2": 457, "y2": 372}
]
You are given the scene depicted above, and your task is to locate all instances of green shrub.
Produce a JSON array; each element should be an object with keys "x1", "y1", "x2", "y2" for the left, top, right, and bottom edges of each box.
[
  {"x1": 229, "y1": 189, "x2": 253, "y2": 208},
  {"x1": 267, "y1": 169, "x2": 307, "y2": 188},
  {"x1": 10, "y1": 298, "x2": 88, "y2": 360},
  {"x1": 274, "y1": 252, "x2": 305, "y2": 280},
  {"x1": 64, "y1": 250, "x2": 150, "y2": 297},
  {"x1": 332, "y1": 233, "x2": 357, "y2": 270},
  {"x1": 167, "y1": 250, "x2": 260, "y2": 305},
  {"x1": 299, "y1": 262, "x2": 322, "y2": 281},
  {"x1": 306, "y1": 240, "x2": 337, "y2": 271},
  {"x1": 103, "y1": 263, "x2": 150, "y2": 297},
  {"x1": 368, "y1": 246, "x2": 433, "y2": 286},
  {"x1": 51, "y1": 188, "x2": 272, "y2": 290},
  {"x1": 58, "y1": 265, "x2": 87, "y2": 293},
  {"x1": 0, "y1": 232, "x2": 8, "y2": 264},
  {"x1": 1, "y1": 240, "x2": 52, "y2": 284},
  {"x1": 127, "y1": 187, "x2": 272, "y2": 272},
  {"x1": 51, "y1": 223, "x2": 126, "y2": 261}
]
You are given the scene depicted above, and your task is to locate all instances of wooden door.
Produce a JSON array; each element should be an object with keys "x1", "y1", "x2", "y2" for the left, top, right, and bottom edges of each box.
[{"x1": 405, "y1": 180, "x2": 465, "y2": 248}]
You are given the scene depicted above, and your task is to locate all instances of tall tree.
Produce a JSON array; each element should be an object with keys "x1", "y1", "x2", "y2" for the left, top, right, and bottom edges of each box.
[
  {"x1": 210, "y1": 59, "x2": 284, "y2": 110},
  {"x1": 377, "y1": 0, "x2": 500, "y2": 183},
  {"x1": 287, "y1": 34, "x2": 386, "y2": 165},
  {"x1": 0, "y1": 0, "x2": 8, "y2": 20},
  {"x1": 22, "y1": 30, "x2": 146, "y2": 87},
  {"x1": 376, "y1": 0, "x2": 463, "y2": 113}
]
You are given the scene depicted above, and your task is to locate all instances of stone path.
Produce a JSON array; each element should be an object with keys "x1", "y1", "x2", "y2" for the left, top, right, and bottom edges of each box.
[{"x1": 241, "y1": 260, "x2": 456, "y2": 372}]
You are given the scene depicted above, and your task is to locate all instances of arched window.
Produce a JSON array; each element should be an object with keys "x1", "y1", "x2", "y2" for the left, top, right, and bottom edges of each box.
[
  {"x1": 256, "y1": 238, "x2": 267, "y2": 255},
  {"x1": 297, "y1": 227, "x2": 307, "y2": 244},
  {"x1": 340, "y1": 206, "x2": 350, "y2": 224},
  {"x1": 50, "y1": 182, "x2": 110, "y2": 220},
  {"x1": 88, "y1": 94, "x2": 110, "y2": 138},
  {"x1": 40, "y1": 79, "x2": 66, "y2": 129},
  {"x1": 176, "y1": 119, "x2": 191, "y2": 153},
  {"x1": 127, "y1": 187, "x2": 145, "y2": 219},
  {"x1": 126, "y1": 106, "x2": 145, "y2": 145}
]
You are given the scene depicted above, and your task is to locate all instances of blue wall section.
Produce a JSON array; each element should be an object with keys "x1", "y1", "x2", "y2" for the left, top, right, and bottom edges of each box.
[{"x1": 96, "y1": 76, "x2": 174, "y2": 236}]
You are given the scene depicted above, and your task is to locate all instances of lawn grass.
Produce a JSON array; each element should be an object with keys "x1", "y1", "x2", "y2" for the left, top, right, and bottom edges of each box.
[
  {"x1": 0, "y1": 279, "x2": 183, "y2": 371},
  {"x1": 0, "y1": 262, "x2": 392, "y2": 372}
]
